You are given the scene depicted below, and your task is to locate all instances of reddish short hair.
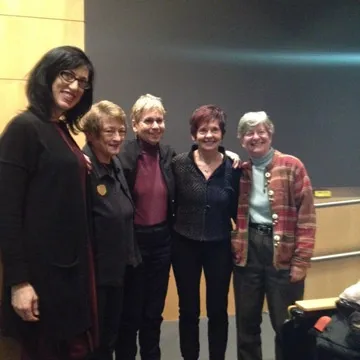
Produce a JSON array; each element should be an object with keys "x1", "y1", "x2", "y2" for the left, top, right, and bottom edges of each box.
[{"x1": 190, "y1": 105, "x2": 226, "y2": 137}]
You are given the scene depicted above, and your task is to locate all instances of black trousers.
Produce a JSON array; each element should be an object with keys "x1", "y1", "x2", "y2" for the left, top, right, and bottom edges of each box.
[
  {"x1": 91, "y1": 285, "x2": 124, "y2": 360},
  {"x1": 115, "y1": 223, "x2": 171, "y2": 360},
  {"x1": 233, "y1": 227, "x2": 304, "y2": 360},
  {"x1": 172, "y1": 232, "x2": 233, "y2": 360}
]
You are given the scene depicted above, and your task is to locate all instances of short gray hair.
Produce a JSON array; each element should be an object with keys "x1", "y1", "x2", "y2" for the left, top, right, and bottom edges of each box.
[
  {"x1": 131, "y1": 94, "x2": 166, "y2": 124},
  {"x1": 237, "y1": 111, "x2": 275, "y2": 140}
]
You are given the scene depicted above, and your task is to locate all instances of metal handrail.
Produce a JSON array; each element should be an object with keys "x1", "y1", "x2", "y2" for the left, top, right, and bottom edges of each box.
[
  {"x1": 311, "y1": 250, "x2": 360, "y2": 262},
  {"x1": 315, "y1": 198, "x2": 360, "y2": 208},
  {"x1": 312, "y1": 198, "x2": 360, "y2": 261}
]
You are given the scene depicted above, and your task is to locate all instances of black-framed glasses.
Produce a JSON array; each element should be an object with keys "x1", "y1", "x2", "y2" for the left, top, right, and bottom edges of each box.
[{"x1": 59, "y1": 70, "x2": 91, "y2": 90}]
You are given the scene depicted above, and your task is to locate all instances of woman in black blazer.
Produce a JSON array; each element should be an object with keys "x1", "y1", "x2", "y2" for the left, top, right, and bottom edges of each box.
[
  {"x1": 0, "y1": 46, "x2": 96, "y2": 359},
  {"x1": 115, "y1": 94, "x2": 176, "y2": 360},
  {"x1": 81, "y1": 100, "x2": 138, "y2": 360}
]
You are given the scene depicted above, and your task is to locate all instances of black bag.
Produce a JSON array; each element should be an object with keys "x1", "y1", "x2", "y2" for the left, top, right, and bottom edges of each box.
[
  {"x1": 282, "y1": 306, "x2": 336, "y2": 360},
  {"x1": 315, "y1": 300, "x2": 360, "y2": 360}
]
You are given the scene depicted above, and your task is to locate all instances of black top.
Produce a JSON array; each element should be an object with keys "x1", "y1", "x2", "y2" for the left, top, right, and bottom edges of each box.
[
  {"x1": 172, "y1": 145, "x2": 240, "y2": 242},
  {"x1": 0, "y1": 110, "x2": 92, "y2": 341},
  {"x1": 117, "y1": 138, "x2": 177, "y2": 225},
  {"x1": 83, "y1": 145, "x2": 139, "y2": 286}
]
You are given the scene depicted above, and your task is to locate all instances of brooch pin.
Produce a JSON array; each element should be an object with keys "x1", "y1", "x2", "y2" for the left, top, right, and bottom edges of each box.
[{"x1": 97, "y1": 184, "x2": 107, "y2": 196}]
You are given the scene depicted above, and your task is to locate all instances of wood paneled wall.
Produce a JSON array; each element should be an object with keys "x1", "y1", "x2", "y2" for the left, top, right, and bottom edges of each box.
[{"x1": 0, "y1": 0, "x2": 84, "y2": 133}]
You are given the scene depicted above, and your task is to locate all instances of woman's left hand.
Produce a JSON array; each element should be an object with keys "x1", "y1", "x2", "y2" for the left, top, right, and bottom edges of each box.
[
  {"x1": 290, "y1": 265, "x2": 307, "y2": 283},
  {"x1": 225, "y1": 150, "x2": 241, "y2": 168}
]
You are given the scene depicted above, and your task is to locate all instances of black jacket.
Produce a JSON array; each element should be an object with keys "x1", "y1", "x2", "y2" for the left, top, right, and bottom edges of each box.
[
  {"x1": 117, "y1": 138, "x2": 176, "y2": 224},
  {"x1": 172, "y1": 146, "x2": 240, "y2": 242},
  {"x1": 316, "y1": 300, "x2": 360, "y2": 359},
  {"x1": 0, "y1": 110, "x2": 92, "y2": 341},
  {"x1": 83, "y1": 145, "x2": 139, "y2": 286}
]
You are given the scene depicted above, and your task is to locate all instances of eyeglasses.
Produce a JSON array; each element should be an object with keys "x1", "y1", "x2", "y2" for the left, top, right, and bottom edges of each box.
[
  {"x1": 59, "y1": 70, "x2": 91, "y2": 90},
  {"x1": 102, "y1": 129, "x2": 127, "y2": 138}
]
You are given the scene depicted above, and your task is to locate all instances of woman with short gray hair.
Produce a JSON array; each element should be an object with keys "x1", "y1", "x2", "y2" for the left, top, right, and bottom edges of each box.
[
  {"x1": 237, "y1": 111, "x2": 274, "y2": 140},
  {"x1": 232, "y1": 111, "x2": 316, "y2": 360}
]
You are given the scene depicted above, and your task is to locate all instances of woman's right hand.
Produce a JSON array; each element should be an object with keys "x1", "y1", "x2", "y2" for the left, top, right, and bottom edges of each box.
[{"x1": 11, "y1": 282, "x2": 39, "y2": 321}]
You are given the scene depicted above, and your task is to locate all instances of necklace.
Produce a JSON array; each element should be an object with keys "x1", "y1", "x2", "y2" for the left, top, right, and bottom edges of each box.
[{"x1": 195, "y1": 151, "x2": 222, "y2": 176}]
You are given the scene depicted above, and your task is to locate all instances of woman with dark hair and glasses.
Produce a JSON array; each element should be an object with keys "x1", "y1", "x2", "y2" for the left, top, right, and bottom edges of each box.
[{"x1": 0, "y1": 46, "x2": 96, "y2": 359}]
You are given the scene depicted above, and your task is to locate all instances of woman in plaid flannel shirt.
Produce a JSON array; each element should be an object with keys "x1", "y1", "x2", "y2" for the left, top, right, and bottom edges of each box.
[{"x1": 232, "y1": 111, "x2": 316, "y2": 360}]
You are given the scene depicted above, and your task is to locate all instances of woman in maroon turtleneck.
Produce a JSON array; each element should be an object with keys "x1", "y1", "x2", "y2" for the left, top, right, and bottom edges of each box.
[{"x1": 116, "y1": 94, "x2": 176, "y2": 360}]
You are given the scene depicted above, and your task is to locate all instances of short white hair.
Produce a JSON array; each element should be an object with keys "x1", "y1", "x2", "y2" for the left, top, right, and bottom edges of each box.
[
  {"x1": 131, "y1": 94, "x2": 166, "y2": 123},
  {"x1": 237, "y1": 111, "x2": 275, "y2": 139}
]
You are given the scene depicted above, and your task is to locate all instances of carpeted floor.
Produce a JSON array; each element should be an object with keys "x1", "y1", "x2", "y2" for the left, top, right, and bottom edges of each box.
[{"x1": 136, "y1": 313, "x2": 275, "y2": 360}]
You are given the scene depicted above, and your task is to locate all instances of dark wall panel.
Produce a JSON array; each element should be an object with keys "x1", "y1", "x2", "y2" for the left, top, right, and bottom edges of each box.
[{"x1": 85, "y1": 0, "x2": 360, "y2": 187}]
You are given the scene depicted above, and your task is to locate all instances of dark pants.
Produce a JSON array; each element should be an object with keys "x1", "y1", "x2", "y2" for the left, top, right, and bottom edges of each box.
[
  {"x1": 92, "y1": 286, "x2": 124, "y2": 360},
  {"x1": 21, "y1": 331, "x2": 91, "y2": 360},
  {"x1": 115, "y1": 223, "x2": 171, "y2": 360},
  {"x1": 172, "y1": 232, "x2": 233, "y2": 360},
  {"x1": 233, "y1": 227, "x2": 304, "y2": 360}
]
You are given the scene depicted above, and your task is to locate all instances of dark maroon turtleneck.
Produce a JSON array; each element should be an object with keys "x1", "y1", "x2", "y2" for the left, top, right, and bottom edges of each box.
[{"x1": 133, "y1": 139, "x2": 168, "y2": 226}]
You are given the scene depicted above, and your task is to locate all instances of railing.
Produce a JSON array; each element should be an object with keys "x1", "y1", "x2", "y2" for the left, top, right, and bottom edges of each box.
[
  {"x1": 312, "y1": 251, "x2": 360, "y2": 262},
  {"x1": 315, "y1": 198, "x2": 360, "y2": 209},
  {"x1": 311, "y1": 198, "x2": 360, "y2": 262}
]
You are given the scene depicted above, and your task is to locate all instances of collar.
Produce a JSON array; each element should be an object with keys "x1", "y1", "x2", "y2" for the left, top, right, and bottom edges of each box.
[
  {"x1": 242, "y1": 149, "x2": 281, "y2": 172},
  {"x1": 134, "y1": 137, "x2": 166, "y2": 159},
  {"x1": 83, "y1": 144, "x2": 121, "y2": 180},
  {"x1": 250, "y1": 148, "x2": 275, "y2": 167},
  {"x1": 138, "y1": 137, "x2": 160, "y2": 155}
]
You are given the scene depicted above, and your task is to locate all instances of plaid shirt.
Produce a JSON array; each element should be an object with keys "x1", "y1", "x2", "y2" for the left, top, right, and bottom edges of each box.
[{"x1": 232, "y1": 149, "x2": 316, "y2": 269}]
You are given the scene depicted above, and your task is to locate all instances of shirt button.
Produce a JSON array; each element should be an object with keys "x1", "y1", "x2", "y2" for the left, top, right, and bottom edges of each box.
[
  {"x1": 273, "y1": 235, "x2": 280, "y2": 241},
  {"x1": 272, "y1": 213, "x2": 278, "y2": 220},
  {"x1": 265, "y1": 172, "x2": 271, "y2": 178},
  {"x1": 268, "y1": 189, "x2": 274, "y2": 196}
]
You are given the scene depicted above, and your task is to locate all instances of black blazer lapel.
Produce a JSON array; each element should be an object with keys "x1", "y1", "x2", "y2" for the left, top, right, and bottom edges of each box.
[{"x1": 113, "y1": 156, "x2": 134, "y2": 208}]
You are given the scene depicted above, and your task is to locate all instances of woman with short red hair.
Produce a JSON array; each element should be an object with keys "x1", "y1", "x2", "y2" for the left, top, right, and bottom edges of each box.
[{"x1": 172, "y1": 105, "x2": 240, "y2": 360}]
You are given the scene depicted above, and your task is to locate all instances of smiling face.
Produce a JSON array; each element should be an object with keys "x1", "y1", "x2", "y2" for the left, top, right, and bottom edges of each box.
[
  {"x1": 88, "y1": 116, "x2": 126, "y2": 163},
  {"x1": 241, "y1": 123, "x2": 272, "y2": 158},
  {"x1": 51, "y1": 65, "x2": 89, "y2": 118},
  {"x1": 193, "y1": 118, "x2": 223, "y2": 152},
  {"x1": 132, "y1": 109, "x2": 165, "y2": 145}
]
